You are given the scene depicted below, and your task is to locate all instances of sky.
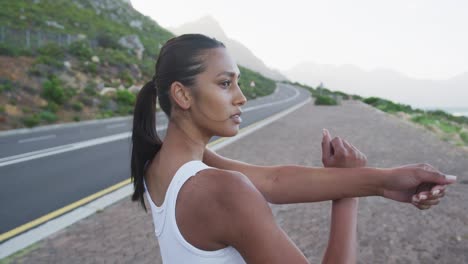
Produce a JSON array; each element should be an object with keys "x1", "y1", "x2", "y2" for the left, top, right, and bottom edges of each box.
[{"x1": 131, "y1": 0, "x2": 468, "y2": 81}]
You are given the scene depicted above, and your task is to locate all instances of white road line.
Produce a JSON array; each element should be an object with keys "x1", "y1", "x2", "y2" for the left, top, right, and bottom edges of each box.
[
  {"x1": 0, "y1": 86, "x2": 303, "y2": 167},
  {"x1": 0, "y1": 127, "x2": 166, "y2": 168},
  {"x1": 18, "y1": 134, "x2": 57, "y2": 144},
  {"x1": 106, "y1": 123, "x2": 126, "y2": 129}
]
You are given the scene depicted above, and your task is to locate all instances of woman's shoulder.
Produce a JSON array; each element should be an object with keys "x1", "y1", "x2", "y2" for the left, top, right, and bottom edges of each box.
[
  {"x1": 178, "y1": 167, "x2": 264, "y2": 222},
  {"x1": 176, "y1": 167, "x2": 267, "y2": 250},
  {"x1": 181, "y1": 167, "x2": 260, "y2": 205}
]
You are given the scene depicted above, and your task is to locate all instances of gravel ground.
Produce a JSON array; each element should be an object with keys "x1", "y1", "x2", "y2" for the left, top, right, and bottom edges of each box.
[{"x1": 5, "y1": 100, "x2": 468, "y2": 264}]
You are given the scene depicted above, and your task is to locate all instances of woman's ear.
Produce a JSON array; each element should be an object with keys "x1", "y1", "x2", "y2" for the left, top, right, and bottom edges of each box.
[{"x1": 170, "y1": 81, "x2": 192, "y2": 110}]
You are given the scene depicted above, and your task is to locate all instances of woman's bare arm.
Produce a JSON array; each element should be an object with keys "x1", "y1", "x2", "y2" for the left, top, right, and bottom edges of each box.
[
  {"x1": 321, "y1": 130, "x2": 361, "y2": 263},
  {"x1": 203, "y1": 148, "x2": 454, "y2": 205},
  {"x1": 322, "y1": 198, "x2": 359, "y2": 264},
  {"x1": 203, "y1": 148, "x2": 383, "y2": 202}
]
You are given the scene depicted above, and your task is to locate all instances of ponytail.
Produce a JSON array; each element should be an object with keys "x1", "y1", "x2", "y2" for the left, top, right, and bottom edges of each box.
[{"x1": 131, "y1": 78, "x2": 162, "y2": 211}]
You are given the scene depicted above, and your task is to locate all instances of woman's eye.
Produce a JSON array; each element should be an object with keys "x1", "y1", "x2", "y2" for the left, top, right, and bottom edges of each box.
[{"x1": 220, "y1": 80, "x2": 231, "y2": 88}]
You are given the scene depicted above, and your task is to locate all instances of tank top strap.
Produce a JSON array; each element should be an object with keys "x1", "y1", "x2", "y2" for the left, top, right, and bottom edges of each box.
[
  {"x1": 144, "y1": 160, "x2": 212, "y2": 236},
  {"x1": 170, "y1": 160, "x2": 211, "y2": 195}
]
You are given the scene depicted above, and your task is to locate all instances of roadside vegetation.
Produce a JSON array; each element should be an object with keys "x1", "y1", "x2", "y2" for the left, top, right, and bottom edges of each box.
[{"x1": 283, "y1": 80, "x2": 468, "y2": 148}]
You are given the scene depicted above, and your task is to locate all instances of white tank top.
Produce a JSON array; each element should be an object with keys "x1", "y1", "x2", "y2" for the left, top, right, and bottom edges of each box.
[{"x1": 144, "y1": 160, "x2": 246, "y2": 264}]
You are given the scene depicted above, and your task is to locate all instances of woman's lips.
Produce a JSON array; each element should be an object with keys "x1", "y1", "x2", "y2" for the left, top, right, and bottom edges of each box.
[{"x1": 230, "y1": 114, "x2": 242, "y2": 124}]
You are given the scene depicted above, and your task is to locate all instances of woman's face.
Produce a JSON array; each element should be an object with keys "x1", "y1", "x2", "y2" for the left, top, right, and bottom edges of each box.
[{"x1": 190, "y1": 47, "x2": 247, "y2": 138}]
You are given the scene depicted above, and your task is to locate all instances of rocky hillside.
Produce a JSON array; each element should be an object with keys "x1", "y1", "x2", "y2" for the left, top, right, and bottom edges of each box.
[{"x1": 0, "y1": 0, "x2": 275, "y2": 131}]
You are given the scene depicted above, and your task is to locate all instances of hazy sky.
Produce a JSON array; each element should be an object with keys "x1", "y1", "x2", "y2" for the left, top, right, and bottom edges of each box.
[{"x1": 131, "y1": 0, "x2": 468, "y2": 80}]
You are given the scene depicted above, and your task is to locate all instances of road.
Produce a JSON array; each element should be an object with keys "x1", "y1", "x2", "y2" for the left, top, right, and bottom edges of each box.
[{"x1": 0, "y1": 83, "x2": 309, "y2": 236}]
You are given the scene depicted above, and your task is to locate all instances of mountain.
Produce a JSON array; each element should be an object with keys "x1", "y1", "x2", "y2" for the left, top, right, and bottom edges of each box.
[
  {"x1": 169, "y1": 16, "x2": 287, "y2": 81},
  {"x1": 285, "y1": 62, "x2": 468, "y2": 108}
]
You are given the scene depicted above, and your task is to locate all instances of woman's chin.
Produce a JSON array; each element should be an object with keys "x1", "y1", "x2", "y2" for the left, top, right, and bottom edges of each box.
[{"x1": 218, "y1": 127, "x2": 240, "y2": 138}]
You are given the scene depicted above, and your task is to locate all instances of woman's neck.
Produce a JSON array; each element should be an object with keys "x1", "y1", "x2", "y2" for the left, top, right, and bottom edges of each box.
[{"x1": 161, "y1": 120, "x2": 210, "y2": 161}]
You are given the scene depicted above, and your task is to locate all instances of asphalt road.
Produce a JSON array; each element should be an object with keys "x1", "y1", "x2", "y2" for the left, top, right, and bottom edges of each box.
[{"x1": 0, "y1": 83, "x2": 310, "y2": 235}]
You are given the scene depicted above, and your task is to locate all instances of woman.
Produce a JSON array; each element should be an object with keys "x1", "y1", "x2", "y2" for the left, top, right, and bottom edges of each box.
[{"x1": 131, "y1": 34, "x2": 455, "y2": 263}]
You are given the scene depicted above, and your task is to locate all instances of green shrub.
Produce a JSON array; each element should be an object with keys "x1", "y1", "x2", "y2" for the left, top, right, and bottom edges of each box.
[
  {"x1": 37, "y1": 43, "x2": 64, "y2": 58},
  {"x1": 116, "y1": 89, "x2": 136, "y2": 106},
  {"x1": 68, "y1": 41, "x2": 93, "y2": 60},
  {"x1": 97, "y1": 110, "x2": 115, "y2": 119},
  {"x1": 96, "y1": 32, "x2": 120, "y2": 49},
  {"x1": 39, "y1": 110, "x2": 57, "y2": 123},
  {"x1": 0, "y1": 80, "x2": 14, "y2": 93},
  {"x1": 42, "y1": 75, "x2": 65, "y2": 105},
  {"x1": 22, "y1": 115, "x2": 40, "y2": 127},
  {"x1": 460, "y1": 131, "x2": 468, "y2": 144},
  {"x1": 35, "y1": 55, "x2": 63, "y2": 68},
  {"x1": 99, "y1": 48, "x2": 135, "y2": 66},
  {"x1": 119, "y1": 71, "x2": 133, "y2": 85},
  {"x1": 63, "y1": 87, "x2": 77, "y2": 99},
  {"x1": 0, "y1": 105, "x2": 5, "y2": 113},
  {"x1": 73, "y1": 116, "x2": 81, "y2": 122},
  {"x1": 363, "y1": 97, "x2": 380, "y2": 105},
  {"x1": 314, "y1": 95, "x2": 337, "y2": 105},
  {"x1": 0, "y1": 43, "x2": 20, "y2": 56},
  {"x1": 44, "y1": 101, "x2": 59, "y2": 112},
  {"x1": 72, "y1": 102, "x2": 83, "y2": 112},
  {"x1": 83, "y1": 62, "x2": 97, "y2": 74},
  {"x1": 84, "y1": 83, "x2": 97, "y2": 96}
]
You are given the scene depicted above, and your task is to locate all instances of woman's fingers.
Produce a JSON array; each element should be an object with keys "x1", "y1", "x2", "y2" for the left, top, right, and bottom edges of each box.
[
  {"x1": 416, "y1": 198, "x2": 440, "y2": 206},
  {"x1": 330, "y1": 137, "x2": 347, "y2": 158},
  {"x1": 321, "y1": 129, "x2": 332, "y2": 160},
  {"x1": 342, "y1": 139, "x2": 354, "y2": 153},
  {"x1": 413, "y1": 203, "x2": 432, "y2": 210},
  {"x1": 412, "y1": 190, "x2": 445, "y2": 209},
  {"x1": 430, "y1": 184, "x2": 446, "y2": 196}
]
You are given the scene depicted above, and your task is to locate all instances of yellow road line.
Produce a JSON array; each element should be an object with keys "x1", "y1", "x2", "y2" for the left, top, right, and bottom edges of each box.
[
  {"x1": 0, "y1": 179, "x2": 131, "y2": 243},
  {"x1": 0, "y1": 108, "x2": 292, "y2": 243}
]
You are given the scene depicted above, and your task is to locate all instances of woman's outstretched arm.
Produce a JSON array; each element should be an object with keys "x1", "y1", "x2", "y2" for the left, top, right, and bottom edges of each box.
[
  {"x1": 203, "y1": 141, "x2": 454, "y2": 206},
  {"x1": 203, "y1": 148, "x2": 383, "y2": 202}
]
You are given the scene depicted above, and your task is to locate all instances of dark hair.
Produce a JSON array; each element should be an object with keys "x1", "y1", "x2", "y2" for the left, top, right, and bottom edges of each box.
[{"x1": 131, "y1": 34, "x2": 225, "y2": 210}]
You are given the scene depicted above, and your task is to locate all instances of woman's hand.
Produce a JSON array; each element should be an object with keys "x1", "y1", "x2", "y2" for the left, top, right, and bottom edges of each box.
[
  {"x1": 321, "y1": 129, "x2": 367, "y2": 168},
  {"x1": 382, "y1": 164, "x2": 455, "y2": 210}
]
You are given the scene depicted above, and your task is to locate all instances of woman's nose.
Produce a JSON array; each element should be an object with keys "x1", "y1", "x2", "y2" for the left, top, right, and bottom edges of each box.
[{"x1": 235, "y1": 88, "x2": 247, "y2": 106}]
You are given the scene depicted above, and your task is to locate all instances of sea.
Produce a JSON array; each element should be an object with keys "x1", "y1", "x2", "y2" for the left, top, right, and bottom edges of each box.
[{"x1": 421, "y1": 107, "x2": 468, "y2": 117}]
